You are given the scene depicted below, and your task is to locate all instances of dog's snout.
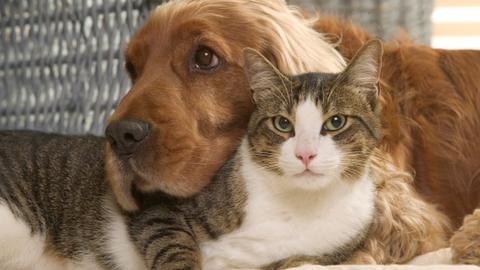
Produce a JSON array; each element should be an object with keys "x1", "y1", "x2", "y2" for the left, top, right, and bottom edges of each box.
[{"x1": 106, "y1": 119, "x2": 150, "y2": 156}]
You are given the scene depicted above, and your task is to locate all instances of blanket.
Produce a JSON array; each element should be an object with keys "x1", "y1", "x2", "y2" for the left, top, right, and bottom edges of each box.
[{"x1": 286, "y1": 249, "x2": 480, "y2": 270}]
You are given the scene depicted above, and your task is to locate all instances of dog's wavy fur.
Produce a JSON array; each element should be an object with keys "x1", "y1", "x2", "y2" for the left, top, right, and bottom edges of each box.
[
  {"x1": 348, "y1": 152, "x2": 450, "y2": 264},
  {"x1": 107, "y1": 0, "x2": 480, "y2": 264},
  {"x1": 451, "y1": 209, "x2": 480, "y2": 265},
  {"x1": 151, "y1": 0, "x2": 347, "y2": 74}
]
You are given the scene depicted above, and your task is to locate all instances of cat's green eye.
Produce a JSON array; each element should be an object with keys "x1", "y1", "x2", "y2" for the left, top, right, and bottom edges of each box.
[
  {"x1": 323, "y1": 115, "x2": 346, "y2": 131},
  {"x1": 273, "y1": 116, "x2": 293, "y2": 133}
]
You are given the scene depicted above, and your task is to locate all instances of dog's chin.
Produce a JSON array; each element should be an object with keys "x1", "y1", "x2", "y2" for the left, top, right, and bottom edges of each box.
[
  {"x1": 118, "y1": 153, "x2": 206, "y2": 197},
  {"x1": 105, "y1": 148, "x2": 206, "y2": 211}
]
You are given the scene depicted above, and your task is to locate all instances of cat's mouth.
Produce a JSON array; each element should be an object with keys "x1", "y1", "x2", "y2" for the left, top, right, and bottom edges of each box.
[{"x1": 295, "y1": 169, "x2": 325, "y2": 178}]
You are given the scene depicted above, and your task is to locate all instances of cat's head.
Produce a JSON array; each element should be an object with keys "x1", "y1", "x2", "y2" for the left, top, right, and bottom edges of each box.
[{"x1": 243, "y1": 40, "x2": 382, "y2": 190}]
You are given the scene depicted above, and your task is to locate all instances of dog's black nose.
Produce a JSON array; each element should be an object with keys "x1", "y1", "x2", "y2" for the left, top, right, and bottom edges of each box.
[{"x1": 106, "y1": 119, "x2": 150, "y2": 156}]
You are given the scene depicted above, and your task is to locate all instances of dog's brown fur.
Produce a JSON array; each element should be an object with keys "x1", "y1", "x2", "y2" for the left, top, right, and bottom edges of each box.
[
  {"x1": 314, "y1": 19, "x2": 480, "y2": 264},
  {"x1": 106, "y1": 0, "x2": 480, "y2": 264},
  {"x1": 451, "y1": 209, "x2": 480, "y2": 265},
  {"x1": 314, "y1": 19, "x2": 480, "y2": 227},
  {"x1": 347, "y1": 152, "x2": 451, "y2": 264}
]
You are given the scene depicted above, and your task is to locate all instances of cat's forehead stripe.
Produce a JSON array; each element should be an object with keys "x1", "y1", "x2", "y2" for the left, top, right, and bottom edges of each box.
[{"x1": 293, "y1": 72, "x2": 335, "y2": 107}]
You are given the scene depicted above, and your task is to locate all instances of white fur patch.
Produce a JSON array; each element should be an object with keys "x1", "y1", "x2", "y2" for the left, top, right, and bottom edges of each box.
[
  {"x1": 201, "y1": 142, "x2": 375, "y2": 269},
  {"x1": 104, "y1": 199, "x2": 147, "y2": 270},
  {"x1": 0, "y1": 200, "x2": 145, "y2": 270},
  {"x1": 0, "y1": 203, "x2": 48, "y2": 270},
  {"x1": 279, "y1": 99, "x2": 342, "y2": 190},
  {"x1": 0, "y1": 203, "x2": 104, "y2": 270}
]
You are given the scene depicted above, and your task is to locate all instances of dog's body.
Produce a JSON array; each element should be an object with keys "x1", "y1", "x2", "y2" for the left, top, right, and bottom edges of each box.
[{"x1": 314, "y1": 19, "x2": 480, "y2": 227}]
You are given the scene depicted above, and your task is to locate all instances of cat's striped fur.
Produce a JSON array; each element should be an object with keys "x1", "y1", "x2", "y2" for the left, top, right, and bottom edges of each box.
[
  {"x1": 0, "y1": 133, "x2": 367, "y2": 270},
  {"x1": 0, "y1": 131, "x2": 145, "y2": 270},
  {"x1": 0, "y1": 41, "x2": 382, "y2": 270}
]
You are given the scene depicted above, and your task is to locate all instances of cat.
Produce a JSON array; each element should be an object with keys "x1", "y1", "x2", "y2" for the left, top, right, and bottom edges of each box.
[
  {"x1": 0, "y1": 39, "x2": 382, "y2": 270},
  {"x1": 198, "y1": 39, "x2": 382, "y2": 269}
]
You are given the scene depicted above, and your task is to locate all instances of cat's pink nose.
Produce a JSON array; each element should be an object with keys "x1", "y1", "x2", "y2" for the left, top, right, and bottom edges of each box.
[{"x1": 296, "y1": 151, "x2": 317, "y2": 166}]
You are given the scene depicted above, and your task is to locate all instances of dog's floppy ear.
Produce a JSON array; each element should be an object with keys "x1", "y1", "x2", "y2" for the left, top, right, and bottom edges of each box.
[{"x1": 243, "y1": 48, "x2": 289, "y2": 104}]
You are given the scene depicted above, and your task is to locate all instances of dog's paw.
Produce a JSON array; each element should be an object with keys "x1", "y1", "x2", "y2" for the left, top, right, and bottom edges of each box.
[{"x1": 451, "y1": 209, "x2": 480, "y2": 265}]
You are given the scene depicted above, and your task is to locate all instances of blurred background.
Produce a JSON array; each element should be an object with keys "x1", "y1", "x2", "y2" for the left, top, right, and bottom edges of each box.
[
  {"x1": 291, "y1": 0, "x2": 480, "y2": 49},
  {"x1": 431, "y1": 0, "x2": 480, "y2": 49},
  {"x1": 1, "y1": 0, "x2": 479, "y2": 135}
]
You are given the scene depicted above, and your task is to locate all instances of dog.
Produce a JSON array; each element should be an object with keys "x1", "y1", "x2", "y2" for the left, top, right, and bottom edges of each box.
[{"x1": 104, "y1": 0, "x2": 480, "y2": 264}]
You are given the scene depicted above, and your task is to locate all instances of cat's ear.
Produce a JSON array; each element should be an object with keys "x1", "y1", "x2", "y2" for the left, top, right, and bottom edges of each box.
[
  {"x1": 243, "y1": 48, "x2": 288, "y2": 104},
  {"x1": 342, "y1": 39, "x2": 383, "y2": 106},
  {"x1": 344, "y1": 39, "x2": 383, "y2": 87}
]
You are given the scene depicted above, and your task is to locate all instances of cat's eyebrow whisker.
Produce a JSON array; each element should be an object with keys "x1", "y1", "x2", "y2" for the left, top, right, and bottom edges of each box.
[
  {"x1": 286, "y1": 79, "x2": 294, "y2": 105},
  {"x1": 325, "y1": 77, "x2": 342, "y2": 105},
  {"x1": 266, "y1": 89, "x2": 289, "y2": 110},
  {"x1": 278, "y1": 76, "x2": 292, "y2": 105},
  {"x1": 271, "y1": 84, "x2": 290, "y2": 107}
]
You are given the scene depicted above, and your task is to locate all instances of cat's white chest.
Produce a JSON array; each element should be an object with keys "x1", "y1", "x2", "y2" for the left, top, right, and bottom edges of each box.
[{"x1": 201, "y1": 150, "x2": 375, "y2": 270}]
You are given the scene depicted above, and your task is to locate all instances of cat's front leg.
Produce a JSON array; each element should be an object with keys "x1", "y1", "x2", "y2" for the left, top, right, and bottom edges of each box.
[
  {"x1": 201, "y1": 241, "x2": 255, "y2": 270},
  {"x1": 201, "y1": 252, "x2": 261, "y2": 270},
  {"x1": 128, "y1": 208, "x2": 201, "y2": 270},
  {"x1": 201, "y1": 231, "x2": 294, "y2": 270}
]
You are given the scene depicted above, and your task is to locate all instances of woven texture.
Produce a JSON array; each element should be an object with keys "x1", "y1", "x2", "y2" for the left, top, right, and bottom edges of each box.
[
  {"x1": 289, "y1": 0, "x2": 434, "y2": 44},
  {"x1": 0, "y1": 0, "x2": 434, "y2": 135},
  {"x1": 0, "y1": 0, "x2": 154, "y2": 134}
]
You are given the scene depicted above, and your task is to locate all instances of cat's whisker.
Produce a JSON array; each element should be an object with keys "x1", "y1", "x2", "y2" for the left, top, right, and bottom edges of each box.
[{"x1": 271, "y1": 84, "x2": 290, "y2": 107}]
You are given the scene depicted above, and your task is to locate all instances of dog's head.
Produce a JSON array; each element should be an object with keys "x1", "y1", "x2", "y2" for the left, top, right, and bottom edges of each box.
[{"x1": 105, "y1": 0, "x2": 346, "y2": 211}]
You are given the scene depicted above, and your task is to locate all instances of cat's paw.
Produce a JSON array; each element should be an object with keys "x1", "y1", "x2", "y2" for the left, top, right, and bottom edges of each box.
[
  {"x1": 202, "y1": 256, "x2": 258, "y2": 270},
  {"x1": 202, "y1": 243, "x2": 240, "y2": 270},
  {"x1": 451, "y1": 209, "x2": 480, "y2": 265},
  {"x1": 202, "y1": 238, "x2": 265, "y2": 269},
  {"x1": 202, "y1": 257, "x2": 229, "y2": 270}
]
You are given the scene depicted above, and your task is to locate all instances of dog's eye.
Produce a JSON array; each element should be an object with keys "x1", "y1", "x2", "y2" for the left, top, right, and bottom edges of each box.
[{"x1": 192, "y1": 46, "x2": 220, "y2": 72}]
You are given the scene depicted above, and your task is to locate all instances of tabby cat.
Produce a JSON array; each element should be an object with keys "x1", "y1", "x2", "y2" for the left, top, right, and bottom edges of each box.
[{"x1": 0, "y1": 40, "x2": 382, "y2": 270}]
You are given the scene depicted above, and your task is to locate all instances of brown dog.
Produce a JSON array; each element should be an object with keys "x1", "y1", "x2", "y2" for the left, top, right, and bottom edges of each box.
[
  {"x1": 105, "y1": 0, "x2": 480, "y2": 264},
  {"x1": 105, "y1": 0, "x2": 345, "y2": 211}
]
